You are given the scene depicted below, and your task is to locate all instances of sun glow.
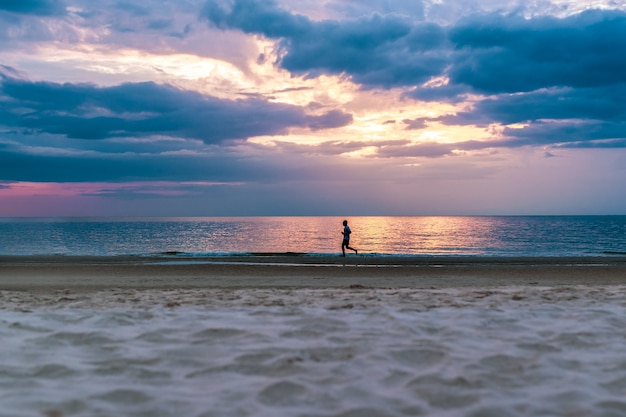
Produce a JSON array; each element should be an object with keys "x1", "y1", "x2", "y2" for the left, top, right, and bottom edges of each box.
[
  {"x1": 34, "y1": 45, "x2": 253, "y2": 96},
  {"x1": 25, "y1": 39, "x2": 494, "y2": 153}
]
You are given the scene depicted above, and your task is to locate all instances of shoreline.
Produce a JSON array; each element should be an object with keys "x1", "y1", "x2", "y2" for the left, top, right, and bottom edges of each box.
[
  {"x1": 4, "y1": 253, "x2": 626, "y2": 266},
  {"x1": 2, "y1": 254, "x2": 626, "y2": 291}
]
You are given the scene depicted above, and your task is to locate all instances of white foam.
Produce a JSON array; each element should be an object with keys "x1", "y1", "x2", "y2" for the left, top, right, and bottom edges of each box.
[{"x1": 1, "y1": 286, "x2": 626, "y2": 416}]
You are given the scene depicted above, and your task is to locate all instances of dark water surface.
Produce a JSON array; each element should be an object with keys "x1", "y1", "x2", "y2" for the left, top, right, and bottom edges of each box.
[{"x1": 0, "y1": 216, "x2": 625, "y2": 257}]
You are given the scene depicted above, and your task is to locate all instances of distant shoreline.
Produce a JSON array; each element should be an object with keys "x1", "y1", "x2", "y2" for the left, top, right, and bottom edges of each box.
[{"x1": 2, "y1": 254, "x2": 626, "y2": 291}]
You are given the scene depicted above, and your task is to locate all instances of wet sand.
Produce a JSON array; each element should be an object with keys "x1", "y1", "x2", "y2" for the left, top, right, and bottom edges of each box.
[{"x1": 1, "y1": 255, "x2": 625, "y2": 291}]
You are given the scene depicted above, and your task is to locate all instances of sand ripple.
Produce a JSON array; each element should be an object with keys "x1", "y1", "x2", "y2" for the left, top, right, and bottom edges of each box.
[{"x1": 1, "y1": 286, "x2": 626, "y2": 416}]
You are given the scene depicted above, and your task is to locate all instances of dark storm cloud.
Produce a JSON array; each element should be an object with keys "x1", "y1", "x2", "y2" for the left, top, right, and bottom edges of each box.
[
  {"x1": 0, "y1": 0, "x2": 65, "y2": 16},
  {"x1": 202, "y1": 0, "x2": 448, "y2": 88},
  {"x1": 0, "y1": 73, "x2": 352, "y2": 143}
]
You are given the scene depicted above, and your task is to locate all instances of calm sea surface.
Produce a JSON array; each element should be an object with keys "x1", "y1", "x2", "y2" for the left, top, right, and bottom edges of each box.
[{"x1": 0, "y1": 216, "x2": 625, "y2": 257}]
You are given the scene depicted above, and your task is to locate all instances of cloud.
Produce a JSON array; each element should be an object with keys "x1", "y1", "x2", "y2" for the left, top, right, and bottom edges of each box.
[
  {"x1": 365, "y1": 120, "x2": 626, "y2": 157},
  {"x1": 0, "y1": 68, "x2": 354, "y2": 185},
  {"x1": 203, "y1": 2, "x2": 626, "y2": 94},
  {"x1": 0, "y1": 0, "x2": 65, "y2": 16},
  {"x1": 448, "y1": 10, "x2": 626, "y2": 94},
  {"x1": 480, "y1": 85, "x2": 626, "y2": 125},
  {"x1": 501, "y1": 121, "x2": 626, "y2": 148},
  {"x1": 267, "y1": 138, "x2": 481, "y2": 159},
  {"x1": 369, "y1": 139, "x2": 489, "y2": 158},
  {"x1": 424, "y1": 10, "x2": 626, "y2": 150},
  {"x1": 113, "y1": 2, "x2": 150, "y2": 17},
  {"x1": 402, "y1": 118, "x2": 428, "y2": 130},
  {"x1": 0, "y1": 71, "x2": 352, "y2": 143},
  {"x1": 200, "y1": 1, "x2": 626, "y2": 151},
  {"x1": 0, "y1": 137, "x2": 279, "y2": 183},
  {"x1": 273, "y1": 138, "x2": 414, "y2": 156},
  {"x1": 202, "y1": 0, "x2": 448, "y2": 88},
  {"x1": 429, "y1": 83, "x2": 626, "y2": 148},
  {"x1": 407, "y1": 83, "x2": 471, "y2": 102}
]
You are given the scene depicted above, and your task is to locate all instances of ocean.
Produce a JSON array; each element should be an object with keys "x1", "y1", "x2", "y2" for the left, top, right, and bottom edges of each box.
[{"x1": 1, "y1": 215, "x2": 626, "y2": 257}]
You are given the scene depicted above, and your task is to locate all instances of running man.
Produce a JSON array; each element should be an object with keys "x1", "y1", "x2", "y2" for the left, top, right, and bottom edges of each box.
[{"x1": 341, "y1": 220, "x2": 358, "y2": 257}]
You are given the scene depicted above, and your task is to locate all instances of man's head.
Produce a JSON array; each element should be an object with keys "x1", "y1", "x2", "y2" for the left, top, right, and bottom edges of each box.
[{"x1": 343, "y1": 220, "x2": 348, "y2": 226}]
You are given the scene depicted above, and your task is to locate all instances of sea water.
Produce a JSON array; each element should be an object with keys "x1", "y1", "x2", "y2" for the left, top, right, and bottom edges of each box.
[{"x1": 1, "y1": 215, "x2": 625, "y2": 257}]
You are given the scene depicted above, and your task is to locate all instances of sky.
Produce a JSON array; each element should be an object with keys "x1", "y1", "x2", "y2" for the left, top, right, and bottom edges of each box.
[{"x1": 1, "y1": 0, "x2": 626, "y2": 216}]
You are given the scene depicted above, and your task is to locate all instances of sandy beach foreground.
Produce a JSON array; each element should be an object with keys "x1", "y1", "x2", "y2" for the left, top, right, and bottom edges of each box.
[
  {"x1": 2, "y1": 255, "x2": 626, "y2": 417},
  {"x1": 1, "y1": 255, "x2": 626, "y2": 291}
]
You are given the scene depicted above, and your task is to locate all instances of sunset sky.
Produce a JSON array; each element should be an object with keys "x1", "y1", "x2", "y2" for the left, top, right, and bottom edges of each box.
[{"x1": 1, "y1": 0, "x2": 626, "y2": 216}]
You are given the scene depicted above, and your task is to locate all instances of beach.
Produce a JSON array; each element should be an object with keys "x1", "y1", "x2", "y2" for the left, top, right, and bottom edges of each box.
[
  {"x1": 2, "y1": 256, "x2": 626, "y2": 416},
  {"x1": 2, "y1": 254, "x2": 626, "y2": 292}
]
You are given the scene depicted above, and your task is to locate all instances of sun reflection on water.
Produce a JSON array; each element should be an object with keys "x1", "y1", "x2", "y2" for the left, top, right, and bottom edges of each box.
[
  {"x1": 350, "y1": 216, "x2": 499, "y2": 255},
  {"x1": 3, "y1": 216, "x2": 624, "y2": 257}
]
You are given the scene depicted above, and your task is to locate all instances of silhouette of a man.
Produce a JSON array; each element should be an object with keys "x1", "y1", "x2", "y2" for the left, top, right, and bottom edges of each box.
[{"x1": 341, "y1": 220, "x2": 358, "y2": 257}]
